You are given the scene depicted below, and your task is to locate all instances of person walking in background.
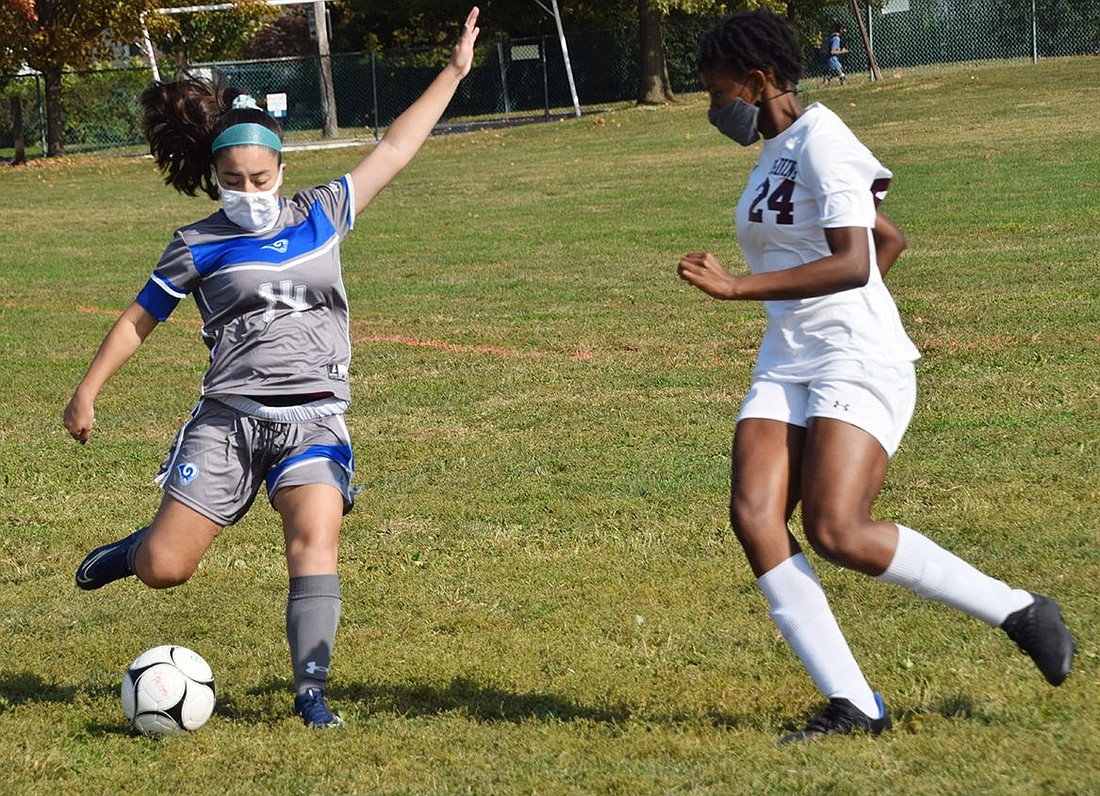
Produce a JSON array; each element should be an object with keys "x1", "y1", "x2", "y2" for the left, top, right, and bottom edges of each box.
[
  {"x1": 677, "y1": 9, "x2": 1075, "y2": 743},
  {"x1": 823, "y1": 21, "x2": 848, "y2": 85},
  {"x1": 64, "y1": 7, "x2": 481, "y2": 730}
]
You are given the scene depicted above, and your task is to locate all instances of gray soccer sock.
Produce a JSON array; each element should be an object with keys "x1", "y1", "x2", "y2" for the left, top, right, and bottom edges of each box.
[
  {"x1": 286, "y1": 574, "x2": 342, "y2": 694},
  {"x1": 124, "y1": 526, "x2": 150, "y2": 572}
]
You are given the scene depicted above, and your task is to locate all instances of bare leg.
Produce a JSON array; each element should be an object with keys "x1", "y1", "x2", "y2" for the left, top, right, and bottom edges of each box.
[
  {"x1": 730, "y1": 417, "x2": 882, "y2": 720},
  {"x1": 275, "y1": 483, "x2": 342, "y2": 577},
  {"x1": 134, "y1": 495, "x2": 223, "y2": 588},
  {"x1": 729, "y1": 418, "x2": 804, "y2": 577},
  {"x1": 798, "y1": 417, "x2": 898, "y2": 575}
]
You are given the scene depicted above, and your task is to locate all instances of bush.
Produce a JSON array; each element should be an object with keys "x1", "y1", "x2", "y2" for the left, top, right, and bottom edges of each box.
[{"x1": 61, "y1": 65, "x2": 153, "y2": 150}]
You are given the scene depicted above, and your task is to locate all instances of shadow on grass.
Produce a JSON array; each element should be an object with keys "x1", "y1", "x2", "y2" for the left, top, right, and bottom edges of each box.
[
  {"x1": 898, "y1": 693, "x2": 979, "y2": 721},
  {"x1": 1, "y1": 668, "x2": 983, "y2": 737},
  {"x1": 0, "y1": 671, "x2": 135, "y2": 735},
  {"x1": 222, "y1": 676, "x2": 633, "y2": 725},
  {"x1": 0, "y1": 671, "x2": 81, "y2": 709},
  {"x1": 85, "y1": 719, "x2": 138, "y2": 737}
]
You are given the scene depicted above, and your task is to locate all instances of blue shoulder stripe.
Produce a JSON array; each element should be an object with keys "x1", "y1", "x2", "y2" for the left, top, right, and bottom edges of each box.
[
  {"x1": 136, "y1": 276, "x2": 184, "y2": 322},
  {"x1": 190, "y1": 200, "x2": 337, "y2": 276}
]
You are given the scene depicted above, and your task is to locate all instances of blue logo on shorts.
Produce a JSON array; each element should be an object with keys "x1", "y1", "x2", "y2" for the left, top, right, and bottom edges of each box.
[{"x1": 177, "y1": 462, "x2": 199, "y2": 486}]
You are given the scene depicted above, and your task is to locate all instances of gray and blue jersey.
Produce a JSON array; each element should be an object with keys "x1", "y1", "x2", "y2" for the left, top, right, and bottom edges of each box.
[{"x1": 137, "y1": 175, "x2": 357, "y2": 402}]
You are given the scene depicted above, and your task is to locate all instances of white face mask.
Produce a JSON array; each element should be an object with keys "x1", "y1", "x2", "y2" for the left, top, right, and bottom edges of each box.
[{"x1": 218, "y1": 166, "x2": 284, "y2": 232}]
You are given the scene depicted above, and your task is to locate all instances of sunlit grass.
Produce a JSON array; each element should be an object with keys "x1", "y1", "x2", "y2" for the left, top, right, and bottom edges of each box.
[{"x1": 0, "y1": 56, "x2": 1097, "y2": 793}]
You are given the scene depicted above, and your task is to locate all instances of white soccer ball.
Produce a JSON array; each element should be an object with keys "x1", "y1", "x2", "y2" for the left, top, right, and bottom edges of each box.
[{"x1": 120, "y1": 645, "x2": 216, "y2": 736}]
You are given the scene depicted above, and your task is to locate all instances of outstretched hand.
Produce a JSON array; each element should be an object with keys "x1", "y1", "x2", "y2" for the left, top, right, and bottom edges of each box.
[
  {"x1": 449, "y1": 7, "x2": 481, "y2": 78},
  {"x1": 677, "y1": 251, "x2": 739, "y2": 300}
]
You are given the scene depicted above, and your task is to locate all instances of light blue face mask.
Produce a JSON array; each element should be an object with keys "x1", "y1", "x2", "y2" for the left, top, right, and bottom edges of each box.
[{"x1": 707, "y1": 97, "x2": 760, "y2": 147}]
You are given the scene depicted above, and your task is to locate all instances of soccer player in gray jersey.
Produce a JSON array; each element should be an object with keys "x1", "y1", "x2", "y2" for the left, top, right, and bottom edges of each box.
[{"x1": 65, "y1": 7, "x2": 482, "y2": 730}]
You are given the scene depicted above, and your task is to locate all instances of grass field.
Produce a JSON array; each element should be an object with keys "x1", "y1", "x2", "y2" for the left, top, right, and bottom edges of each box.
[{"x1": 1, "y1": 56, "x2": 1098, "y2": 794}]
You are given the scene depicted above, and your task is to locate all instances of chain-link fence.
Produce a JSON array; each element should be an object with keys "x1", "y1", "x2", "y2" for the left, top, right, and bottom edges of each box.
[
  {"x1": 211, "y1": 36, "x2": 584, "y2": 136},
  {"x1": 801, "y1": 0, "x2": 1100, "y2": 78},
  {"x1": 1, "y1": 66, "x2": 152, "y2": 155},
  {"x1": 2, "y1": 0, "x2": 1097, "y2": 155}
]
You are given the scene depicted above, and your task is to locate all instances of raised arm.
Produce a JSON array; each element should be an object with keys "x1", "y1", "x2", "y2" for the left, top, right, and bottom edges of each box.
[
  {"x1": 348, "y1": 7, "x2": 480, "y2": 215},
  {"x1": 64, "y1": 302, "x2": 159, "y2": 443}
]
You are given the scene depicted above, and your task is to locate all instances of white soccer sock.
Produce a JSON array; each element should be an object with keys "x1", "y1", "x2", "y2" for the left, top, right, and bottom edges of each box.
[
  {"x1": 876, "y1": 524, "x2": 1033, "y2": 626},
  {"x1": 758, "y1": 554, "x2": 882, "y2": 719}
]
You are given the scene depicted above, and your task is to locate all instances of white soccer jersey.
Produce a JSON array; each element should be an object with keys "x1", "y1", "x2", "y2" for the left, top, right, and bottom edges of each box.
[
  {"x1": 734, "y1": 103, "x2": 920, "y2": 379},
  {"x1": 136, "y1": 175, "x2": 357, "y2": 402}
]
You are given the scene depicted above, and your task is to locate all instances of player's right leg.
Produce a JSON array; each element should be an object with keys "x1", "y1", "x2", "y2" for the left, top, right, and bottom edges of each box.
[
  {"x1": 75, "y1": 525, "x2": 150, "y2": 590},
  {"x1": 731, "y1": 409, "x2": 890, "y2": 742},
  {"x1": 75, "y1": 496, "x2": 222, "y2": 590},
  {"x1": 271, "y1": 419, "x2": 355, "y2": 729},
  {"x1": 133, "y1": 496, "x2": 223, "y2": 588}
]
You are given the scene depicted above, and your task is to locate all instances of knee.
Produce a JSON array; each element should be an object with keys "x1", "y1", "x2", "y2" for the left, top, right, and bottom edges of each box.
[
  {"x1": 801, "y1": 508, "x2": 864, "y2": 568},
  {"x1": 136, "y1": 565, "x2": 193, "y2": 589},
  {"x1": 729, "y1": 490, "x2": 763, "y2": 538},
  {"x1": 729, "y1": 487, "x2": 785, "y2": 548},
  {"x1": 133, "y1": 546, "x2": 196, "y2": 589}
]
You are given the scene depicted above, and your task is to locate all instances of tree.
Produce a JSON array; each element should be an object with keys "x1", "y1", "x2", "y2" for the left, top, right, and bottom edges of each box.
[
  {"x1": 0, "y1": 0, "x2": 276, "y2": 156},
  {"x1": 0, "y1": 1, "x2": 169, "y2": 155},
  {"x1": 0, "y1": 0, "x2": 38, "y2": 75},
  {"x1": 249, "y1": 11, "x2": 314, "y2": 58},
  {"x1": 638, "y1": 1, "x2": 793, "y2": 104},
  {"x1": 638, "y1": 0, "x2": 677, "y2": 104},
  {"x1": 152, "y1": 0, "x2": 276, "y2": 66},
  {"x1": 330, "y1": 0, "x2": 622, "y2": 52}
]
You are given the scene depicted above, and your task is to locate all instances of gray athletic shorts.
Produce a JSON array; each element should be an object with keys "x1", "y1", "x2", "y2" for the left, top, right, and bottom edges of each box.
[
  {"x1": 738, "y1": 361, "x2": 917, "y2": 457},
  {"x1": 155, "y1": 398, "x2": 356, "y2": 526}
]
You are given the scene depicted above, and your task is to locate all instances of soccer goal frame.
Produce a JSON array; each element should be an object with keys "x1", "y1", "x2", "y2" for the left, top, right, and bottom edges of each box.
[{"x1": 139, "y1": 0, "x2": 330, "y2": 82}]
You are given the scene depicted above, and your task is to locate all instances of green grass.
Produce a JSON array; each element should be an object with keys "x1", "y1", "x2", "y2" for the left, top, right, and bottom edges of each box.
[{"x1": 1, "y1": 57, "x2": 1098, "y2": 794}]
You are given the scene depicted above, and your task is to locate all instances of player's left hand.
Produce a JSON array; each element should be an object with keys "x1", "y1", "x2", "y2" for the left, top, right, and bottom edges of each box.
[
  {"x1": 677, "y1": 251, "x2": 740, "y2": 300},
  {"x1": 449, "y1": 7, "x2": 481, "y2": 79}
]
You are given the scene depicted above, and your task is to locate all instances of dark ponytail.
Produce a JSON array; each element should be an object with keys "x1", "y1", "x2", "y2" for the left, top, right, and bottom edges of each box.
[{"x1": 140, "y1": 74, "x2": 283, "y2": 200}]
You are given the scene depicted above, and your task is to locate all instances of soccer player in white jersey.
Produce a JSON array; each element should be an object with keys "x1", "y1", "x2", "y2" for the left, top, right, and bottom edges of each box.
[
  {"x1": 64, "y1": 8, "x2": 482, "y2": 730},
  {"x1": 676, "y1": 10, "x2": 1075, "y2": 743}
]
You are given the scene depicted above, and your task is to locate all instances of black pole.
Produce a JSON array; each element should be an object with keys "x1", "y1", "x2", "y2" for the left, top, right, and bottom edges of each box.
[
  {"x1": 542, "y1": 37, "x2": 550, "y2": 121},
  {"x1": 497, "y1": 39, "x2": 511, "y2": 117},
  {"x1": 370, "y1": 49, "x2": 379, "y2": 140}
]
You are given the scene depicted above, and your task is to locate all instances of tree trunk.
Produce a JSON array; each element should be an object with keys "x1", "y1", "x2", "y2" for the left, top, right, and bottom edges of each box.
[
  {"x1": 312, "y1": 1, "x2": 338, "y2": 138},
  {"x1": 637, "y1": 0, "x2": 674, "y2": 105},
  {"x1": 11, "y1": 96, "x2": 26, "y2": 164},
  {"x1": 43, "y1": 65, "x2": 63, "y2": 157},
  {"x1": 848, "y1": 0, "x2": 883, "y2": 81}
]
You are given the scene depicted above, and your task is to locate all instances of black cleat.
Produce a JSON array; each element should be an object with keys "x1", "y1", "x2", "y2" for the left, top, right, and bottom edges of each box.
[
  {"x1": 75, "y1": 527, "x2": 148, "y2": 591},
  {"x1": 1001, "y1": 593, "x2": 1076, "y2": 686},
  {"x1": 780, "y1": 693, "x2": 892, "y2": 744}
]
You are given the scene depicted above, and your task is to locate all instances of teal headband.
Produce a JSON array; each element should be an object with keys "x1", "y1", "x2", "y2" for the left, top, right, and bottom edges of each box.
[{"x1": 211, "y1": 122, "x2": 282, "y2": 154}]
